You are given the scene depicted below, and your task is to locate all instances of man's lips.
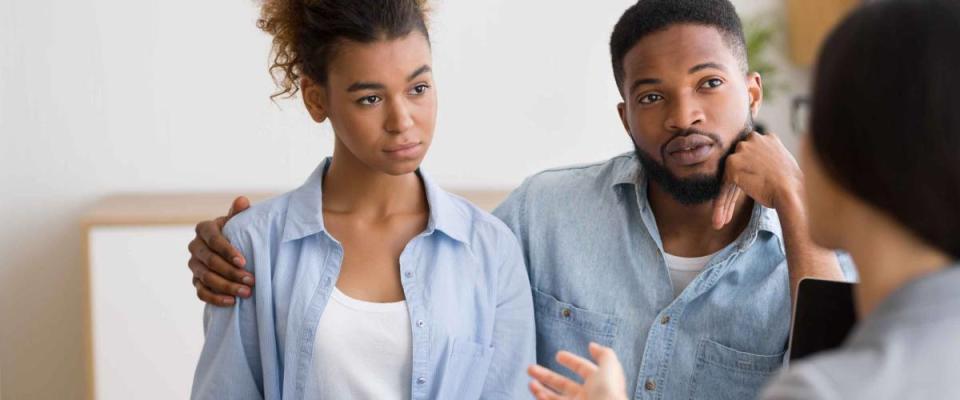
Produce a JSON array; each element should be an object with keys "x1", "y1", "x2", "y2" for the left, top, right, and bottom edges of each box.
[{"x1": 664, "y1": 134, "x2": 716, "y2": 166}]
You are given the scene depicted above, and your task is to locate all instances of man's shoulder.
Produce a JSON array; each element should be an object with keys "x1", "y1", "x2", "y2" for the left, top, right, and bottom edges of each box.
[
  {"x1": 494, "y1": 153, "x2": 637, "y2": 225},
  {"x1": 520, "y1": 152, "x2": 637, "y2": 193}
]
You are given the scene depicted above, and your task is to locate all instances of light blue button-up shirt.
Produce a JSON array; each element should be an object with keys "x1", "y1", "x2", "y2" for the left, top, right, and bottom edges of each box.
[
  {"x1": 493, "y1": 152, "x2": 856, "y2": 400},
  {"x1": 191, "y1": 159, "x2": 536, "y2": 400}
]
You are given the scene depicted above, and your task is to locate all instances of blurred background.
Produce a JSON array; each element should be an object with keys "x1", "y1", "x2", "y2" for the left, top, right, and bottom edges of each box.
[{"x1": 0, "y1": 0, "x2": 855, "y2": 398}]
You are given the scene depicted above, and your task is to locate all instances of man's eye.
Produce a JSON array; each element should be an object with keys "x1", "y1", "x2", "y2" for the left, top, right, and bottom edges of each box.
[
  {"x1": 357, "y1": 95, "x2": 381, "y2": 105},
  {"x1": 409, "y1": 84, "x2": 430, "y2": 95},
  {"x1": 701, "y1": 79, "x2": 723, "y2": 89},
  {"x1": 639, "y1": 94, "x2": 663, "y2": 104}
]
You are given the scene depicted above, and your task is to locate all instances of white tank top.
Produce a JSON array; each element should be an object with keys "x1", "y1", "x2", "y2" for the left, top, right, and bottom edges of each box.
[
  {"x1": 304, "y1": 287, "x2": 412, "y2": 400},
  {"x1": 664, "y1": 251, "x2": 718, "y2": 298}
]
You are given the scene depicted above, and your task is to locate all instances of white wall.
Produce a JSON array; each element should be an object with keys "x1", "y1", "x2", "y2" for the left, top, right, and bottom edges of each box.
[{"x1": 0, "y1": 0, "x2": 806, "y2": 398}]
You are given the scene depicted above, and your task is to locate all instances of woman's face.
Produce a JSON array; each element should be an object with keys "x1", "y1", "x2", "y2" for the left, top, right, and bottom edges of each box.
[
  {"x1": 304, "y1": 31, "x2": 436, "y2": 176},
  {"x1": 800, "y1": 134, "x2": 853, "y2": 249}
]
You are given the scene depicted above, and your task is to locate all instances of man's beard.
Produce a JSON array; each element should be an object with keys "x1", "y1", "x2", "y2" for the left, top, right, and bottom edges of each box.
[{"x1": 634, "y1": 117, "x2": 754, "y2": 205}]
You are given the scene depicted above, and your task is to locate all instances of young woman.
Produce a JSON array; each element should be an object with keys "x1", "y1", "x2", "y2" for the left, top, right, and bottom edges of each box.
[
  {"x1": 526, "y1": 0, "x2": 960, "y2": 398},
  {"x1": 190, "y1": 1, "x2": 534, "y2": 399}
]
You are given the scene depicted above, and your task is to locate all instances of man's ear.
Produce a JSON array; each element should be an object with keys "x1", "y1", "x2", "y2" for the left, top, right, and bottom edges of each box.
[
  {"x1": 747, "y1": 72, "x2": 763, "y2": 119},
  {"x1": 302, "y1": 77, "x2": 328, "y2": 124},
  {"x1": 617, "y1": 101, "x2": 631, "y2": 134}
]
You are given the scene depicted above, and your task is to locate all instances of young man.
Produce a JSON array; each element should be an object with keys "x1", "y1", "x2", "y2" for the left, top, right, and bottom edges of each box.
[{"x1": 186, "y1": 1, "x2": 852, "y2": 398}]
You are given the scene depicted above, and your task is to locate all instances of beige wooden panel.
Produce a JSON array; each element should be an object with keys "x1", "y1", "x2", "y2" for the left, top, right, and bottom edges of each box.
[
  {"x1": 787, "y1": 0, "x2": 860, "y2": 66},
  {"x1": 82, "y1": 190, "x2": 512, "y2": 227}
]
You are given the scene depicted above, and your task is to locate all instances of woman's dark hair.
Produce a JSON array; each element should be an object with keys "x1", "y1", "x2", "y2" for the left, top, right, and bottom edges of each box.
[
  {"x1": 257, "y1": 0, "x2": 430, "y2": 99},
  {"x1": 811, "y1": 0, "x2": 960, "y2": 258}
]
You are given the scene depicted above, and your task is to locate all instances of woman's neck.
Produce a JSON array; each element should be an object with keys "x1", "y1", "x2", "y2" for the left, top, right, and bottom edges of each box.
[
  {"x1": 844, "y1": 210, "x2": 952, "y2": 318},
  {"x1": 322, "y1": 141, "x2": 427, "y2": 219}
]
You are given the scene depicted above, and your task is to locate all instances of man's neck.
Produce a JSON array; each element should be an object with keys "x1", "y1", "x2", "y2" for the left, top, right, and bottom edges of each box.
[{"x1": 648, "y1": 180, "x2": 753, "y2": 257}]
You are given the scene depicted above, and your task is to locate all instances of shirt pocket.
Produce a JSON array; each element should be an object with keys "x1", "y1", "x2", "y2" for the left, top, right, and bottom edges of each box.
[
  {"x1": 688, "y1": 339, "x2": 785, "y2": 400},
  {"x1": 532, "y1": 288, "x2": 620, "y2": 373},
  {"x1": 434, "y1": 338, "x2": 494, "y2": 399}
]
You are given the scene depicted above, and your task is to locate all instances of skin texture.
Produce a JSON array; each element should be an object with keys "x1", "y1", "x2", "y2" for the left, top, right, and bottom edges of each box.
[{"x1": 187, "y1": 32, "x2": 436, "y2": 304}]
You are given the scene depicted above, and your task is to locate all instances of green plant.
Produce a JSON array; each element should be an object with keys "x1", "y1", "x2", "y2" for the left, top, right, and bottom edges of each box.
[{"x1": 743, "y1": 14, "x2": 784, "y2": 100}]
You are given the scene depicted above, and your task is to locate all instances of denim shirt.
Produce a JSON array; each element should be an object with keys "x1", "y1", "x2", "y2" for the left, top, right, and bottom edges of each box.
[
  {"x1": 191, "y1": 159, "x2": 536, "y2": 400},
  {"x1": 493, "y1": 152, "x2": 856, "y2": 400}
]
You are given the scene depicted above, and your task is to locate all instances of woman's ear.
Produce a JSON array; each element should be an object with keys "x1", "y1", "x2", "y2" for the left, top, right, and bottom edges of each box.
[
  {"x1": 747, "y1": 72, "x2": 763, "y2": 119},
  {"x1": 302, "y1": 77, "x2": 328, "y2": 124}
]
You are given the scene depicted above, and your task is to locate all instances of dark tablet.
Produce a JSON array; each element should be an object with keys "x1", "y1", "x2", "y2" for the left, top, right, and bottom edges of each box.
[{"x1": 787, "y1": 278, "x2": 858, "y2": 362}]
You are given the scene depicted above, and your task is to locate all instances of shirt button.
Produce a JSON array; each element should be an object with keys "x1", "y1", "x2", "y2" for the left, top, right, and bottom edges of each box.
[
  {"x1": 561, "y1": 308, "x2": 572, "y2": 318},
  {"x1": 404, "y1": 271, "x2": 413, "y2": 278},
  {"x1": 417, "y1": 320, "x2": 425, "y2": 328},
  {"x1": 660, "y1": 315, "x2": 670, "y2": 325},
  {"x1": 416, "y1": 377, "x2": 426, "y2": 385},
  {"x1": 645, "y1": 379, "x2": 656, "y2": 391}
]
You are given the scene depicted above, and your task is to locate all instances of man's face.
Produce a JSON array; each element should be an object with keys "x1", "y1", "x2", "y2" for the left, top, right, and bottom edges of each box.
[{"x1": 617, "y1": 24, "x2": 762, "y2": 204}]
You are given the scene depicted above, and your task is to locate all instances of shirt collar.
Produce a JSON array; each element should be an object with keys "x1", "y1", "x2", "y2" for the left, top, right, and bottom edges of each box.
[
  {"x1": 610, "y1": 151, "x2": 785, "y2": 252},
  {"x1": 281, "y1": 157, "x2": 471, "y2": 244}
]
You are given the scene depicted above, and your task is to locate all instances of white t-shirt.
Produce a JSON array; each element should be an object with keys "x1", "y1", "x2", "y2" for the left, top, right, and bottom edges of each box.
[
  {"x1": 663, "y1": 251, "x2": 718, "y2": 298},
  {"x1": 305, "y1": 287, "x2": 412, "y2": 400}
]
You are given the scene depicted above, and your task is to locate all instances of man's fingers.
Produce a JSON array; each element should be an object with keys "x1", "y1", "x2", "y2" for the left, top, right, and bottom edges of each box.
[
  {"x1": 227, "y1": 196, "x2": 251, "y2": 219},
  {"x1": 590, "y1": 343, "x2": 623, "y2": 369},
  {"x1": 528, "y1": 380, "x2": 569, "y2": 400},
  {"x1": 196, "y1": 220, "x2": 246, "y2": 268},
  {"x1": 209, "y1": 233, "x2": 246, "y2": 268},
  {"x1": 725, "y1": 187, "x2": 742, "y2": 226},
  {"x1": 556, "y1": 350, "x2": 598, "y2": 379},
  {"x1": 193, "y1": 278, "x2": 236, "y2": 306},
  {"x1": 196, "y1": 246, "x2": 254, "y2": 288},
  {"x1": 528, "y1": 365, "x2": 580, "y2": 396},
  {"x1": 191, "y1": 258, "x2": 251, "y2": 298},
  {"x1": 713, "y1": 184, "x2": 735, "y2": 230},
  {"x1": 588, "y1": 342, "x2": 615, "y2": 363}
]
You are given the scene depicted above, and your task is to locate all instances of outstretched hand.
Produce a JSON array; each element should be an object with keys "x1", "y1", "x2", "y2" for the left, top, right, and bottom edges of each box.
[{"x1": 527, "y1": 343, "x2": 628, "y2": 400}]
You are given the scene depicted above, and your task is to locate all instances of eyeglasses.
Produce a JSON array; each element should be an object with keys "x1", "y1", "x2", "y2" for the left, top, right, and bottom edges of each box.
[{"x1": 791, "y1": 95, "x2": 810, "y2": 136}]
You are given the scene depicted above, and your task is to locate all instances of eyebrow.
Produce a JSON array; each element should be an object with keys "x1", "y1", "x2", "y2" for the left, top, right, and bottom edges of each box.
[
  {"x1": 628, "y1": 62, "x2": 728, "y2": 95},
  {"x1": 346, "y1": 65, "x2": 432, "y2": 92},
  {"x1": 688, "y1": 62, "x2": 726, "y2": 74},
  {"x1": 407, "y1": 65, "x2": 431, "y2": 81},
  {"x1": 629, "y1": 78, "x2": 662, "y2": 95}
]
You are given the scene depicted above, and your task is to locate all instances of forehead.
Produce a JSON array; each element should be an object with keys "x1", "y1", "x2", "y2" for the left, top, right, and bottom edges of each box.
[
  {"x1": 623, "y1": 24, "x2": 739, "y2": 79},
  {"x1": 327, "y1": 32, "x2": 432, "y2": 83}
]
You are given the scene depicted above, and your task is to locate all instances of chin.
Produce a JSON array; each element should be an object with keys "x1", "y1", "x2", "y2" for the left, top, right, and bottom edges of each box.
[
  {"x1": 377, "y1": 158, "x2": 423, "y2": 176},
  {"x1": 671, "y1": 165, "x2": 719, "y2": 180}
]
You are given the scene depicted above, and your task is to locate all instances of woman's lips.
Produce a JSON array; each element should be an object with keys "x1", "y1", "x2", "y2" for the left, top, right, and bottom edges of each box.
[{"x1": 383, "y1": 142, "x2": 423, "y2": 159}]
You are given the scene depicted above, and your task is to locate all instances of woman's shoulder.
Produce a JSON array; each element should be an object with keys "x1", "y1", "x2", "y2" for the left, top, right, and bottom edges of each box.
[
  {"x1": 222, "y1": 192, "x2": 295, "y2": 252},
  {"x1": 432, "y1": 190, "x2": 523, "y2": 264}
]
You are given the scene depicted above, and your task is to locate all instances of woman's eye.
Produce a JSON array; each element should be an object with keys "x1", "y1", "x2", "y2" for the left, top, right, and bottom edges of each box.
[
  {"x1": 639, "y1": 93, "x2": 663, "y2": 104},
  {"x1": 409, "y1": 84, "x2": 430, "y2": 95},
  {"x1": 701, "y1": 78, "x2": 723, "y2": 89},
  {"x1": 357, "y1": 95, "x2": 381, "y2": 105}
]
